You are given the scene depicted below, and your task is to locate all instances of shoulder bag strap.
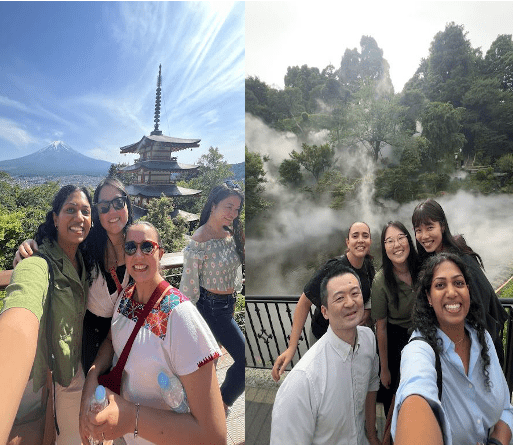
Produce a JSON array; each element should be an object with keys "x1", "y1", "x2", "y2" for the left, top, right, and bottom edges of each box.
[
  {"x1": 32, "y1": 252, "x2": 59, "y2": 435},
  {"x1": 113, "y1": 280, "x2": 171, "y2": 373},
  {"x1": 409, "y1": 336, "x2": 443, "y2": 400}
]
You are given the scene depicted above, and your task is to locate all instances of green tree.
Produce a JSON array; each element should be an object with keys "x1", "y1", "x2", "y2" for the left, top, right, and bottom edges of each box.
[
  {"x1": 140, "y1": 194, "x2": 187, "y2": 253},
  {"x1": 290, "y1": 143, "x2": 335, "y2": 182},
  {"x1": 483, "y1": 34, "x2": 513, "y2": 91},
  {"x1": 278, "y1": 158, "x2": 302, "y2": 186},
  {"x1": 421, "y1": 102, "x2": 466, "y2": 171},
  {"x1": 107, "y1": 163, "x2": 136, "y2": 185},
  {"x1": 245, "y1": 147, "x2": 269, "y2": 221}
]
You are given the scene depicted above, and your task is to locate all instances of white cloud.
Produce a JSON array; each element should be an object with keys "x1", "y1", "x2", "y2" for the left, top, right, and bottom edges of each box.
[{"x1": 0, "y1": 118, "x2": 37, "y2": 147}]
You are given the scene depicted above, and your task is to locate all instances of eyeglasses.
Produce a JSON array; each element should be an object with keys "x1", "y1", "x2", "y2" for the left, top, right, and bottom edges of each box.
[
  {"x1": 124, "y1": 240, "x2": 160, "y2": 256},
  {"x1": 384, "y1": 234, "x2": 408, "y2": 247},
  {"x1": 224, "y1": 180, "x2": 241, "y2": 190},
  {"x1": 96, "y1": 196, "x2": 127, "y2": 214}
]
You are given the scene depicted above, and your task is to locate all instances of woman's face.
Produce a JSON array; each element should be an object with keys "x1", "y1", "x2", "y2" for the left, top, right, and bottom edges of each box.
[
  {"x1": 125, "y1": 224, "x2": 163, "y2": 283},
  {"x1": 345, "y1": 222, "x2": 371, "y2": 259},
  {"x1": 53, "y1": 190, "x2": 92, "y2": 249},
  {"x1": 210, "y1": 195, "x2": 242, "y2": 228},
  {"x1": 427, "y1": 260, "x2": 470, "y2": 331},
  {"x1": 414, "y1": 219, "x2": 444, "y2": 253},
  {"x1": 384, "y1": 226, "x2": 410, "y2": 267},
  {"x1": 97, "y1": 184, "x2": 129, "y2": 237}
]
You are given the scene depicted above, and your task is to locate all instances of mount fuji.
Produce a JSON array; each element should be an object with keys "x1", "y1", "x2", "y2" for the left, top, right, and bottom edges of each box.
[{"x1": 0, "y1": 141, "x2": 112, "y2": 176}]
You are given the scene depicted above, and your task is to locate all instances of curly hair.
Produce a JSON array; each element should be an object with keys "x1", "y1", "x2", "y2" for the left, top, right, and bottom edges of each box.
[
  {"x1": 34, "y1": 184, "x2": 94, "y2": 281},
  {"x1": 199, "y1": 182, "x2": 245, "y2": 264},
  {"x1": 412, "y1": 198, "x2": 483, "y2": 268},
  {"x1": 380, "y1": 221, "x2": 420, "y2": 309},
  {"x1": 411, "y1": 252, "x2": 491, "y2": 390},
  {"x1": 85, "y1": 177, "x2": 133, "y2": 280}
]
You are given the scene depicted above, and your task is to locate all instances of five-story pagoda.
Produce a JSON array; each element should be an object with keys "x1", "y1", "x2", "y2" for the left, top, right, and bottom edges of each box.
[{"x1": 120, "y1": 65, "x2": 201, "y2": 208}]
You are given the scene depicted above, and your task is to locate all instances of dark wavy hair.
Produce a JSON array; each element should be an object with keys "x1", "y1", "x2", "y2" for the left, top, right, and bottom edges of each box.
[
  {"x1": 199, "y1": 182, "x2": 245, "y2": 264},
  {"x1": 85, "y1": 177, "x2": 133, "y2": 280},
  {"x1": 380, "y1": 221, "x2": 420, "y2": 309},
  {"x1": 35, "y1": 184, "x2": 94, "y2": 281},
  {"x1": 411, "y1": 252, "x2": 491, "y2": 390},
  {"x1": 412, "y1": 198, "x2": 483, "y2": 268}
]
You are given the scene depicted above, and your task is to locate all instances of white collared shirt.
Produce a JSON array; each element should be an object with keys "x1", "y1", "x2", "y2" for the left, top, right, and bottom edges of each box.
[{"x1": 271, "y1": 325, "x2": 380, "y2": 445}]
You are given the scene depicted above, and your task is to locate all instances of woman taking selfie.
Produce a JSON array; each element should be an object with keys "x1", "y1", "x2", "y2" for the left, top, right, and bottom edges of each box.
[
  {"x1": 0, "y1": 185, "x2": 93, "y2": 444},
  {"x1": 392, "y1": 253, "x2": 512, "y2": 445}
]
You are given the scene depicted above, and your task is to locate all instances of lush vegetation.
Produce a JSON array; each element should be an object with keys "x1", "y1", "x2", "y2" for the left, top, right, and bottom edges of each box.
[{"x1": 246, "y1": 24, "x2": 513, "y2": 225}]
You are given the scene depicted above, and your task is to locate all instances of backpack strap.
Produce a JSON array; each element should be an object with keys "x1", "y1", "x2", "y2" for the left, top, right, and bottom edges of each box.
[
  {"x1": 409, "y1": 336, "x2": 443, "y2": 400},
  {"x1": 33, "y1": 252, "x2": 60, "y2": 435}
]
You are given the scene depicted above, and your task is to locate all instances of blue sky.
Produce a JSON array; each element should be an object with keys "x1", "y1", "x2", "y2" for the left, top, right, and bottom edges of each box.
[{"x1": 0, "y1": 1, "x2": 245, "y2": 165}]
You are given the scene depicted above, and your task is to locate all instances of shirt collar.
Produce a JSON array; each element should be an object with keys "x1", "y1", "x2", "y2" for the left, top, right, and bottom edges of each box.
[{"x1": 326, "y1": 325, "x2": 360, "y2": 361}]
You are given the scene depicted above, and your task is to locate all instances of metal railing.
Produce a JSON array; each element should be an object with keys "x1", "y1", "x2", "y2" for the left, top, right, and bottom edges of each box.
[{"x1": 245, "y1": 295, "x2": 513, "y2": 392}]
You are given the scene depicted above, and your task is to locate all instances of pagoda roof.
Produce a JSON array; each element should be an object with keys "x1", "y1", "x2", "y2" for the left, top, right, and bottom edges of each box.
[
  {"x1": 126, "y1": 184, "x2": 201, "y2": 198},
  {"x1": 121, "y1": 160, "x2": 198, "y2": 172},
  {"x1": 120, "y1": 134, "x2": 201, "y2": 154}
]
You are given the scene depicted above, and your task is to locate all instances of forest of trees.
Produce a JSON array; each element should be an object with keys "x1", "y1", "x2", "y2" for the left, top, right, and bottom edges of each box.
[
  {"x1": 245, "y1": 23, "x2": 513, "y2": 224},
  {"x1": 0, "y1": 147, "x2": 243, "y2": 270}
]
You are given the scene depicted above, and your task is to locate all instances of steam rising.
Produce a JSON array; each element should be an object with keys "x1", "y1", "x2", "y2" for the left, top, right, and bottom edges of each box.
[{"x1": 246, "y1": 114, "x2": 513, "y2": 295}]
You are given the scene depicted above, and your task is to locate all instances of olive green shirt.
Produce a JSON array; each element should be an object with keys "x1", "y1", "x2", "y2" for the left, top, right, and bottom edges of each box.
[
  {"x1": 370, "y1": 269, "x2": 415, "y2": 329},
  {"x1": 1, "y1": 240, "x2": 88, "y2": 391}
]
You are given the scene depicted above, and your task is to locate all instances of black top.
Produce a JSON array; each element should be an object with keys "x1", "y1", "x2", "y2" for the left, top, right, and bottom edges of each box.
[{"x1": 303, "y1": 254, "x2": 375, "y2": 339}]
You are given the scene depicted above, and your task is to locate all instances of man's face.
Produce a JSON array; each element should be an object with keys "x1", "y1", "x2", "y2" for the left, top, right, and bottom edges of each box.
[{"x1": 321, "y1": 273, "x2": 364, "y2": 333}]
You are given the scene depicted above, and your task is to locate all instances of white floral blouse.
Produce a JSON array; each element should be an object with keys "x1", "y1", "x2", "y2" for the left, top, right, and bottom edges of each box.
[{"x1": 179, "y1": 236, "x2": 242, "y2": 304}]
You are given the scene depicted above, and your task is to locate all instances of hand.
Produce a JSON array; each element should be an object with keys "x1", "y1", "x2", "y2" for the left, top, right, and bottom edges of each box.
[
  {"x1": 13, "y1": 239, "x2": 38, "y2": 268},
  {"x1": 82, "y1": 388, "x2": 134, "y2": 442},
  {"x1": 271, "y1": 348, "x2": 295, "y2": 382},
  {"x1": 380, "y1": 367, "x2": 391, "y2": 389},
  {"x1": 79, "y1": 374, "x2": 100, "y2": 444}
]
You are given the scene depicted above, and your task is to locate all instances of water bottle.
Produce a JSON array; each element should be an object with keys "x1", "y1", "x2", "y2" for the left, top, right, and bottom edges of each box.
[
  {"x1": 158, "y1": 371, "x2": 189, "y2": 413},
  {"x1": 89, "y1": 385, "x2": 109, "y2": 445}
]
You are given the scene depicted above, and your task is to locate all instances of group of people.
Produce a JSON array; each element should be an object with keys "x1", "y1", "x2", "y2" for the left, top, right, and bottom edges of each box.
[
  {"x1": 270, "y1": 199, "x2": 512, "y2": 445},
  {"x1": 0, "y1": 178, "x2": 245, "y2": 445}
]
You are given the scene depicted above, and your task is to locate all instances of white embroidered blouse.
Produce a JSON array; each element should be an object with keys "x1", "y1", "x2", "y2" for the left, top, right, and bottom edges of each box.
[{"x1": 179, "y1": 236, "x2": 242, "y2": 304}]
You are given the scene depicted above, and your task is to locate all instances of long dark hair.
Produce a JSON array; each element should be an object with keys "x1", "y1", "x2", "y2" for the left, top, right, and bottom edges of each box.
[
  {"x1": 380, "y1": 221, "x2": 420, "y2": 309},
  {"x1": 412, "y1": 198, "x2": 483, "y2": 267},
  {"x1": 86, "y1": 177, "x2": 133, "y2": 279},
  {"x1": 411, "y1": 252, "x2": 491, "y2": 390},
  {"x1": 199, "y1": 182, "x2": 244, "y2": 264},
  {"x1": 35, "y1": 184, "x2": 94, "y2": 280}
]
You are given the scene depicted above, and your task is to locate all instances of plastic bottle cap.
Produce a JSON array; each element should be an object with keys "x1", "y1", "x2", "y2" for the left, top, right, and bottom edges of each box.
[
  {"x1": 158, "y1": 371, "x2": 170, "y2": 390},
  {"x1": 95, "y1": 385, "x2": 106, "y2": 402}
]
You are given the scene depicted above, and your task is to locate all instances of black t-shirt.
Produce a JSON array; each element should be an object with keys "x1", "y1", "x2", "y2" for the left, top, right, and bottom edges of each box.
[{"x1": 303, "y1": 254, "x2": 375, "y2": 339}]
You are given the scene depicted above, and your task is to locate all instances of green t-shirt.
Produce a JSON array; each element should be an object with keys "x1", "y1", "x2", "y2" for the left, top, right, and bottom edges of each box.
[
  {"x1": 370, "y1": 269, "x2": 415, "y2": 329},
  {"x1": 1, "y1": 239, "x2": 88, "y2": 390}
]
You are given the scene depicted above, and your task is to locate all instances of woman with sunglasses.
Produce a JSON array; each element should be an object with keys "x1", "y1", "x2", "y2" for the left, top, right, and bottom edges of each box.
[
  {"x1": 371, "y1": 221, "x2": 420, "y2": 417},
  {"x1": 0, "y1": 185, "x2": 93, "y2": 445},
  {"x1": 179, "y1": 182, "x2": 245, "y2": 414},
  {"x1": 80, "y1": 221, "x2": 226, "y2": 444},
  {"x1": 14, "y1": 177, "x2": 133, "y2": 373}
]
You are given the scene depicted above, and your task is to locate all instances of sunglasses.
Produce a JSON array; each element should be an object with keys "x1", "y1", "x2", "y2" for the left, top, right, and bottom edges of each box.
[
  {"x1": 124, "y1": 240, "x2": 160, "y2": 256},
  {"x1": 96, "y1": 196, "x2": 127, "y2": 214}
]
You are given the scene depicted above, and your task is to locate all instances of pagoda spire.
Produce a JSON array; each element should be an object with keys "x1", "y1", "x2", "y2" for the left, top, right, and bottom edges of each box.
[{"x1": 151, "y1": 64, "x2": 162, "y2": 136}]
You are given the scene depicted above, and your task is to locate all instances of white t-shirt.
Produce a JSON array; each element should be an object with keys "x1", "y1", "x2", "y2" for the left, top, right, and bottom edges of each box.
[
  {"x1": 271, "y1": 325, "x2": 380, "y2": 445},
  {"x1": 111, "y1": 283, "x2": 221, "y2": 445}
]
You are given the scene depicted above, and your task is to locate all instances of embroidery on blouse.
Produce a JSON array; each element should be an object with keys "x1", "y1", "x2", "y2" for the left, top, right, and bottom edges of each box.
[
  {"x1": 117, "y1": 285, "x2": 189, "y2": 340},
  {"x1": 197, "y1": 351, "x2": 221, "y2": 368}
]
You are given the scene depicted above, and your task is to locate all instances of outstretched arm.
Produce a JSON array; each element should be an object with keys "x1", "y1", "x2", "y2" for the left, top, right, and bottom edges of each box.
[
  {"x1": 395, "y1": 395, "x2": 443, "y2": 445},
  {"x1": 0, "y1": 308, "x2": 39, "y2": 444},
  {"x1": 271, "y1": 293, "x2": 312, "y2": 382}
]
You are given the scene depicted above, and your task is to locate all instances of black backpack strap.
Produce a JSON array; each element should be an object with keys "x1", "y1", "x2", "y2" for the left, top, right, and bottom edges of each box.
[
  {"x1": 33, "y1": 252, "x2": 60, "y2": 435},
  {"x1": 409, "y1": 336, "x2": 443, "y2": 400}
]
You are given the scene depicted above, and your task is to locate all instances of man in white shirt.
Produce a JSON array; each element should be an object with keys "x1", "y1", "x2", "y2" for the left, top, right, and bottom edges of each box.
[{"x1": 270, "y1": 265, "x2": 380, "y2": 445}]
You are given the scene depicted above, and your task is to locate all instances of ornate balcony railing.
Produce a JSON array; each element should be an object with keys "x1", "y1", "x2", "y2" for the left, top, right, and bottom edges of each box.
[{"x1": 245, "y1": 295, "x2": 513, "y2": 393}]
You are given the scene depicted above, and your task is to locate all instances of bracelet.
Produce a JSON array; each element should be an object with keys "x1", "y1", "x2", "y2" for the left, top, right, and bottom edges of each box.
[
  {"x1": 134, "y1": 403, "x2": 140, "y2": 438},
  {"x1": 487, "y1": 438, "x2": 504, "y2": 445}
]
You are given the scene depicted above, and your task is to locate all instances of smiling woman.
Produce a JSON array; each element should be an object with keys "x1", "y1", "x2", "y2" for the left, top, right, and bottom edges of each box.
[{"x1": 0, "y1": 185, "x2": 94, "y2": 444}]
